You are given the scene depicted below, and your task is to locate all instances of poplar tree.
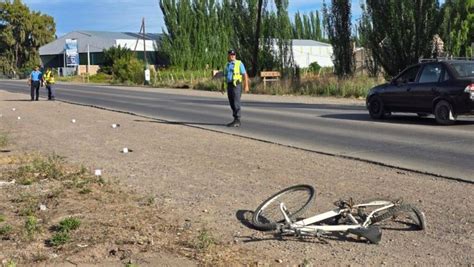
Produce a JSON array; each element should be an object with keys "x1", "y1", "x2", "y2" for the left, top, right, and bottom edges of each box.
[
  {"x1": 359, "y1": 0, "x2": 440, "y2": 77},
  {"x1": 440, "y1": 0, "x2": 474, "y2": 57},
  {"x1": 159, "y1": 0, "x2": 295, "y2": 75},
  {"x1": 324, "y1": 0, "x2": 353, "y2": 77},
  {"x1": 293, "y1": 12, "x2": 304, "y2": 39}
]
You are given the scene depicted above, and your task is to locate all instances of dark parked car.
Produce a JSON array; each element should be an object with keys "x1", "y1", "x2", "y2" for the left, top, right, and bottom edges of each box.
[{"x1": 366, "y1": 59, "x2": 474, "y2": 125}]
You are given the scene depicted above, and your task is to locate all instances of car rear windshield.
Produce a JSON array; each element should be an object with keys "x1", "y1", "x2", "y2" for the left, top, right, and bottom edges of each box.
[{"x1": 448, "y1": 62, "x2": 474, "y2": 78}]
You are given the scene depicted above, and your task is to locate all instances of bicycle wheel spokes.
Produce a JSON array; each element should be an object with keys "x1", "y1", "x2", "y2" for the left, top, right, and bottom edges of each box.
[
  {"x1": 252, "y1": 185, "x2": 315, "y2": 231},
  {"x1": 371, "y1": 204, "x2": 426, "y2": 230}
]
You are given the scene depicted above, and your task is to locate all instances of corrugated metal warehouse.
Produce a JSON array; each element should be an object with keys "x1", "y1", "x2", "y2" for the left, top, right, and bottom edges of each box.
[{"x1": 39, "y1": 31, "x2": 165, "y2": 74}]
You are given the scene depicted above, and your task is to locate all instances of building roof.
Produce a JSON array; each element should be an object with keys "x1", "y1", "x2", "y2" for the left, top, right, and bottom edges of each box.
[
  {"x1": 40, "y1": 31, "x2": 162, "y2": 55},
  {"x1": 292, "y1": 39, "x2": 331, "y2": 47}
]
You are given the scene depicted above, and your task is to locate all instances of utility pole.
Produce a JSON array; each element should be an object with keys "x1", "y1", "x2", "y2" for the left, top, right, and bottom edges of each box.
[
  {"x1": 132, "y1": 18, "x2": 150, "y2": 84},
  {"x1": 143, "y1": 17, "x2": 148, "y2": 66},
  {"x1": 87, "y1": 43, "x2": 90, "y2": 82}
]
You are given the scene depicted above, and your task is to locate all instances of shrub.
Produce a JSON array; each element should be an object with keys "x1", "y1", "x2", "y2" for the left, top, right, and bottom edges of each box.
[
  {"x1": 307, "y1": 61, "x2": 322, "y2": 73},
  {"x1": 113, "y1": 57, "x2": 145, "y2": 85},
  {"x1": 100, "y1": 45, "x2": 133, "y2": 75},
  {"x1": 89, "y1": 73, "x2": 112, "y2": 83}
]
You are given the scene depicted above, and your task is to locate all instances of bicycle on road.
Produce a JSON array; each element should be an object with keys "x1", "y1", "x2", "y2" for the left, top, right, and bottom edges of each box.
[{"x1": 252, "y1": 185, "x2": 426, "y2": 244}]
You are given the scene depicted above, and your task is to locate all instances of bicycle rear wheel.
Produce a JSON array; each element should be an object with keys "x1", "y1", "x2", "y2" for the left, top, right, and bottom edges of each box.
[
  {"x1": 252, "y1": 184, "x2": 315, "y2": 231},
  {"x1": 370, "y1": 203, "x2": 426, "y2": 230}
]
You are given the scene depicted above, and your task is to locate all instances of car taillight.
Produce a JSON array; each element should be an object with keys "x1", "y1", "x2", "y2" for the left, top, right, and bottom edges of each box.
[
  {"x1": 466, "y1": 84, "x2": 474, "y2": 100},
  {"x1": 465, "y1": 83, "x2": 474, "y2": 93}
]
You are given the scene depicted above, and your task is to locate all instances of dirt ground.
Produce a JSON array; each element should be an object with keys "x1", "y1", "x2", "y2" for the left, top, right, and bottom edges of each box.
[{"x1": 0, "y1": 89, "x2": 472, "y2": 266}]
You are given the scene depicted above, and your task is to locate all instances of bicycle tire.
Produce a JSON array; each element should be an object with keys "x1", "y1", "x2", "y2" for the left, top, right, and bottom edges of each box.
[
  {"x1": 252, "y1": 184, "x2": 315, "y2": 231},
  {"x1": 370, "y1": 203, "x2": 426, "y2": 230},
  {"x1": 352, "y1": 198, "x2": 395, "y2": 223}
]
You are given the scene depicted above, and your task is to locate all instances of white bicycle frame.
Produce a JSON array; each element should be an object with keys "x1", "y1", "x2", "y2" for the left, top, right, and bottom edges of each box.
[{"x1": 279, "y1": 200, "x2": 395, "y2": 235}]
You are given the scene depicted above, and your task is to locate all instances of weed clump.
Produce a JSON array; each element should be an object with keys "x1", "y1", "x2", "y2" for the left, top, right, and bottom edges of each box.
[
  {"x1": 25, "y1": 216, "x2": 40, "y2": 238},
  {"x1": 58, "y1": 217, "x2": 81, "y2": 232},
  {"x1": 48, "y1": 217, "x2": 81, "y2": 247},
  {"x1": 194, "y1": 228, "x2": 216, "y2": 251}
]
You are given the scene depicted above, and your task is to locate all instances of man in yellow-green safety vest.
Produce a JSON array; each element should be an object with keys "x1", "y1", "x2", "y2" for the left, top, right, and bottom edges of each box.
[
  {"x1": 43, "y1": 67, "x2": 56, "y2": 100},
  {"x1": 223, "y1": 49, "x2": 249, "y2": 127}
]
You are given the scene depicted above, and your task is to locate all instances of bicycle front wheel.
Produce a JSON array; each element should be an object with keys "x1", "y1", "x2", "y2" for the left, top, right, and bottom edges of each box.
[{"x1": 252, "y1": 184, "x2": 315, "y2": 231}]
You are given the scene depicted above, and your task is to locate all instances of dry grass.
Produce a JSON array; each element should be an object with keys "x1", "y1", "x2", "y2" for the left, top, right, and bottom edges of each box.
[{"x1": 0, "y1": 153, "x2": 252, "y2": 265}]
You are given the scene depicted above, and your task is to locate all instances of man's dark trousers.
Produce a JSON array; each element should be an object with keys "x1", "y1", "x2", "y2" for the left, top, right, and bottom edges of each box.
[
  {"x1": 31, "y1": 81, "x2": 40, "y2": 101},
  {"x1": 46, "y1": 84, "x2": 54, "y2": 100},
  {"x1": 227, "y1": 82, "x2": 242, "y2": 120}
]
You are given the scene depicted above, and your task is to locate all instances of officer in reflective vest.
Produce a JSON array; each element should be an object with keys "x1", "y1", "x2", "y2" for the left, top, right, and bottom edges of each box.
[
  {"x1": 223, "y1": 49, "x2": 249, "y2": 127},
  {"x1": 43, "y1": 68, "x2": 56, "y2": 100}
]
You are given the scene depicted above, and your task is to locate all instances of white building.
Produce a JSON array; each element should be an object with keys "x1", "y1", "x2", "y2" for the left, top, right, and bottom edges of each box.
[{"x1": 290, "y1": 39, "x2": 334, "y2": 68}]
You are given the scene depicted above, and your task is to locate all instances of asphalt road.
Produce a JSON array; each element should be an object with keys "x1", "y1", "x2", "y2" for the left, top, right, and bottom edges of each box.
[{"x1": 1, "y1": 80, "x2": 473, "y2": 182}]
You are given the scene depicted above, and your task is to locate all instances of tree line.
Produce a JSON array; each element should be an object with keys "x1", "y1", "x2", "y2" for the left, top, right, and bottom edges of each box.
[
  {"x1": 161, "y1": 0, "x2": 473, "y2": 78},
  {"x1": 326, "y1": 0, "x2": 473, "y2": 78},
  {"x1": 0, "y1": 0, "x2": 472, "y2": 81},
  {"x1": 0, "y1": 0, "x2": 55, "y2": 76},
  {"x1": 159, "y1": 0, "x2": 301, "y2": 77}
]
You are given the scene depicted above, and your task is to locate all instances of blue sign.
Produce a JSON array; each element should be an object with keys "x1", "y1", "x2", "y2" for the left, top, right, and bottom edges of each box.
[{"x1": 65, "y1": 39, "x2": 79, "y2": 66}]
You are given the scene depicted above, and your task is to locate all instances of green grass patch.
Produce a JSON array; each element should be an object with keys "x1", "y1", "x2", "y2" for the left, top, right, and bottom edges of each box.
[
  {"x1": 25, "y1": 216, "x2": 40, "y2": 238},
  {"x1": 79, "y1": 188, "x2": 92, "y2": 194},
  {"x1": 49, "y1": 232, "x2": 70, "y2": 247},
  {"x1": 11, "y1": 154, "x2": 104, "y2": 189},
  {"x1": 58, "y1": 217, "x2": 81, "y2": 232},
  {"x1": 252, "y1": 75, "x2": 382, "y2": 98},
  {"x1": 193, "y1": 228, "x2": 216, "y2": 251},
  {"x1": 13, "y1": 154, "x2": 65, "y2": 184},
  {"x1": 48, "y1": 217, "x2": 81, "y2": 247},
  {"x1": 194, "y1": 80, "x2": 222, "y2": 92},
  {"x1": 0, "y1": 224, "x2": 13, "y2": 236},
  {"x1": 4, "y1": 259, "x2": 16, "y2": 267},
  {"x1": 19, "y1": 204, "x2": 37, "y2": 217},
  {"x1": 89, "y1": 73, "x2": 113, "y2": 83},
  {"x1": 0, "y1": 214, "x2": 5, "y2": 223}
]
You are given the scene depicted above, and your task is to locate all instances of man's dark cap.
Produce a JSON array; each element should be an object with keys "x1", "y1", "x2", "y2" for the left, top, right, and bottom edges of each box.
[{"x1": 228, "y1": 49, "x2": 236, "y2": 55}]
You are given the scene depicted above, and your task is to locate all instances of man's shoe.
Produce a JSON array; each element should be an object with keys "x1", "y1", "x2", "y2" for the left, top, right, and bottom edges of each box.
[{"x1": 226, "y1": 119, "x2": 241, "y2": 127}]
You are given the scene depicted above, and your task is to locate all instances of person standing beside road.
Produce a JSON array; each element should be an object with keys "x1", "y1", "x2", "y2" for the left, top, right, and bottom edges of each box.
[
  {"x1": 223, "y1": 50, "x2": 249, "y2": 127},
  {"x1": 28, "y1": 66, "x2": 42, "y2": 101},
  {"x1": 43, "y1": 67, "x2": 56, "y2": 100}
]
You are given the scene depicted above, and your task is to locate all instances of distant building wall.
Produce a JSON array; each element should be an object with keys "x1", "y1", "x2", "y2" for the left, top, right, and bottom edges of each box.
[
  {"x1": 77, "y1": 65, "x2": 100, "y2": 75},
  {"x1": 292, "y1": 45, "x2": 334, "y2": 68}
]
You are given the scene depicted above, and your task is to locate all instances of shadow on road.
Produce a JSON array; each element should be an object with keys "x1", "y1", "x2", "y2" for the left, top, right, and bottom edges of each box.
[
  {"x1": 179, "y1": 99, "x2": 366, "y2": 111},
  {"x1": 2, "y1": 99, "x2": 33, "y2": 102},
  {"x1": 321, "y1": 113, "x2": 474, "y2": 126},
  {"x1": 134, "y1": 119, "x2": 226, "y2": 127}
]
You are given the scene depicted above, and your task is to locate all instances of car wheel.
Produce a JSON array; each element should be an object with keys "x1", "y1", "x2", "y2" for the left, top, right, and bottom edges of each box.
[
  {"x1": 368, "y1": 96, "x2": 386, "y2": 119},
  {"x1": 434, "y1": 100, "x2": 456, "y2": 125}
]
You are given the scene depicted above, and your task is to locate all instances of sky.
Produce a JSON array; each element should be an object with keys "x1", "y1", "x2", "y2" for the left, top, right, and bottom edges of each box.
[{"x1": 22, "y1": 0, "x2": 365, "y2": 37}]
